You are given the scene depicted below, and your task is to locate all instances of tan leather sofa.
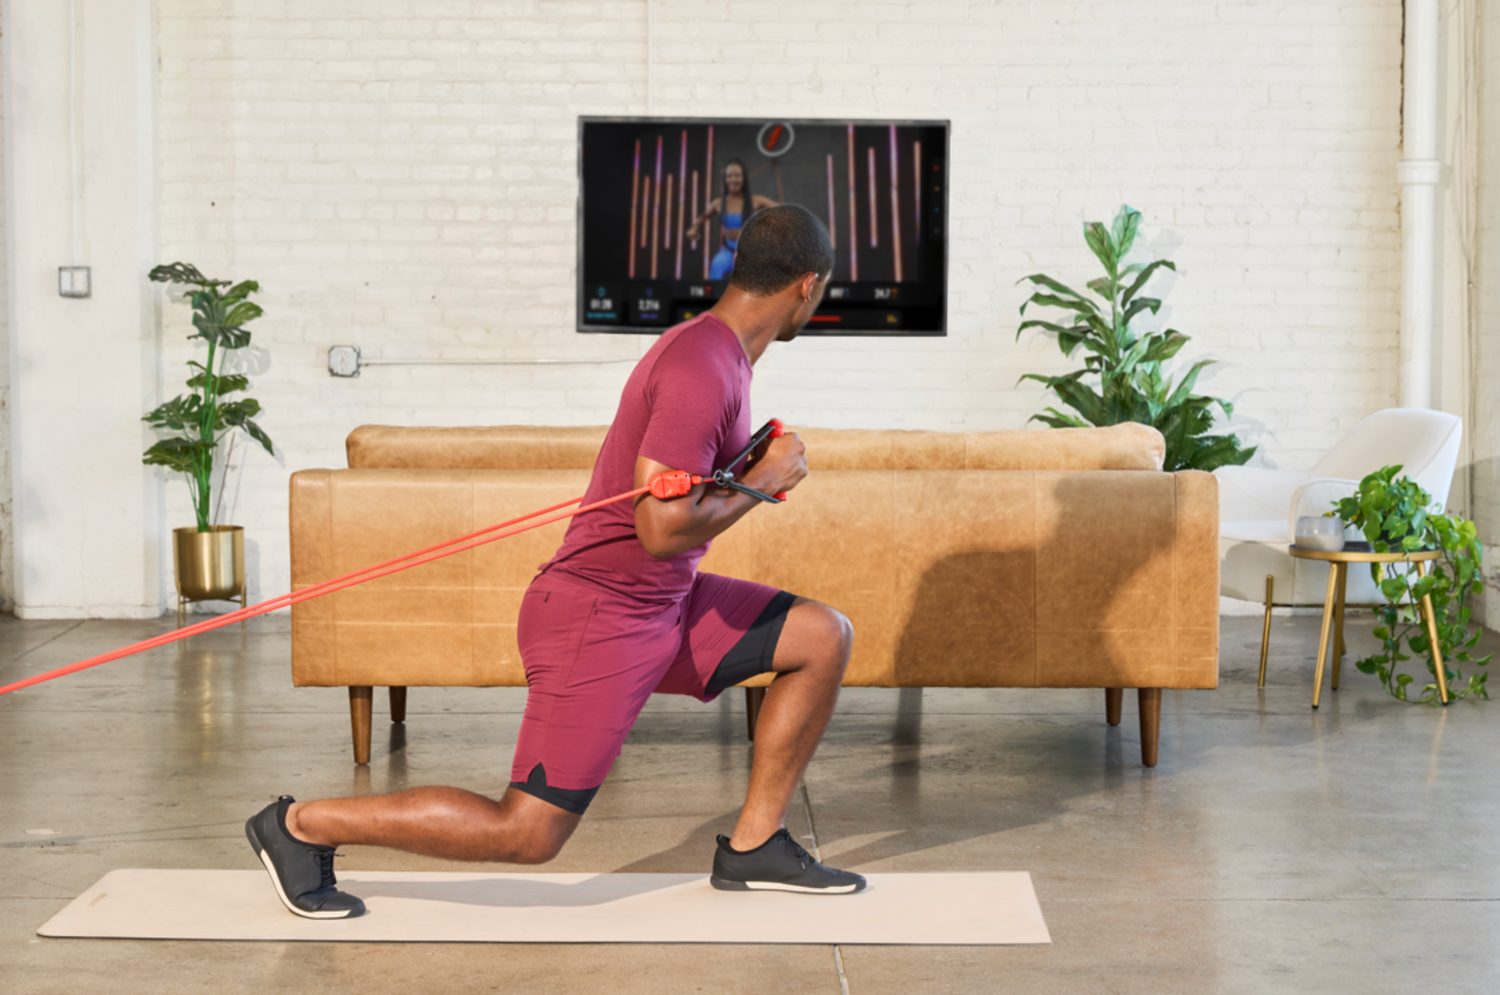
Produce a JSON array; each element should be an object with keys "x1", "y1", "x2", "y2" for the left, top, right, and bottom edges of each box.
[{"x1": 289, "y1": 423, "x2": 1218, "y2": 768}]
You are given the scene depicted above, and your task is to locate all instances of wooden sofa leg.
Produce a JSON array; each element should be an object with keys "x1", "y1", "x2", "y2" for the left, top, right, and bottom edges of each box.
[
  {"x1": 349, "y1": 686, "x2": 373, "y2": 765},
  {"x1": 1138, "y1": 688, "x2": 1162, "y2": 768},
  {"x1": 390, "y1": 686, "x2": 407, "y2": 724},
  {"x1": 1105, "y1": 687, "x2": 1123, "y2": 726},
  {"x1": 745, "y1": 686, "x2": 766, "y2": 742}
]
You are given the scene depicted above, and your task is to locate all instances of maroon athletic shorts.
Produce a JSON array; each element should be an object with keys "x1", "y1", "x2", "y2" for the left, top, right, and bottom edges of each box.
[{"x1": 509, "y1": 572, "x2": 791, "y2": 812}]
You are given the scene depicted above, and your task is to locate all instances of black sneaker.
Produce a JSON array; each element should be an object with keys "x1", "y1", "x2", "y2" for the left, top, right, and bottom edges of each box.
[
  {"x1": 245, "y1": 796, "x2": 365, "y2": 919},
  {"x1": 710, "y1": 828, "x2": 866, "y2": 894}
]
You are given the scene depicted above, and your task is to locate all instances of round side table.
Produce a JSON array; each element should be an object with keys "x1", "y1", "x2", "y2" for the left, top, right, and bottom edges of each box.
[{"x1": 1286, "y1": 545, "x2": 1449, "y2": 709}]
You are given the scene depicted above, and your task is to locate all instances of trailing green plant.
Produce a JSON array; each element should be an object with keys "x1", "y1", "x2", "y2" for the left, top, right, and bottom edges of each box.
[
  {"x1": 1331, "y1": 465, "x2": 1490, "y2": 704},
  {"x1": 1016, "y1": 205, "x2": 1255, "y2": 472},
  {"x1": 143, "y1": 262, "x2": 275, "y2": 533}
]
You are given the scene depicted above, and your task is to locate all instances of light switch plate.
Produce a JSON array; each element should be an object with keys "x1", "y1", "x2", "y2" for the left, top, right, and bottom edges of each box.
[
  {"x1": 327, "y1": 345, "x2": 362, "y2": 377},
  {"x1": 58, "y1": 266, "x2": 91, "y2": 298}
]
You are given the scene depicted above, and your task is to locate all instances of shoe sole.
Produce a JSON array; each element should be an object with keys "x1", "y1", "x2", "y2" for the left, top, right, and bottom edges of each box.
[
  {"x1": 245, "y1": 819, "x2": 358, "y2": 920},
  {"x1": 710, "y1": 875, "x2": 864, "y2": 894}
]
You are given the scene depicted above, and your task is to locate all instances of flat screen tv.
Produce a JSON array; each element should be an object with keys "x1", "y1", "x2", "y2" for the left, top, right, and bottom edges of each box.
[{"x1": 578, "y1": 117, "x2": 949, "y2": 335}]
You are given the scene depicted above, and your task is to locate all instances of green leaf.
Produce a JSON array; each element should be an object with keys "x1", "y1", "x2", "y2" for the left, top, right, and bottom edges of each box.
[
  {"x1": 1083, "y1": 222, "x2": 1116, "y2": 276},
  {"x1": 1140, "y1": 331, "x2": 1190, "y2": 364},
  {"x1": 186, "y1": 371, "x2": 250, "y2": 395},
  {"x1": 1018, "y1": 274, "x2": 1093, "y2": 305},
  {"x1": 149, "y1": 262, "x2": 227, "y2": 288},
  {"x1": 223, "y1": 301, "x2": 263, "y2": 329},
  {"x1": 1120, "y1": 259, "x2": 1176, "y2": 305},
  {"x1": 1110, "y1": 205, "x2": 1141, "y2": 259},
  {"x1": 1024, "y1": 293, "x2": 1104, "y2": 320}
]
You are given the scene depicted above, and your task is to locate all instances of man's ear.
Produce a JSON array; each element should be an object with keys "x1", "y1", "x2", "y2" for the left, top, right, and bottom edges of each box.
[{"x1": 799, "y1": 272, "x2": 818, "y2": 301}]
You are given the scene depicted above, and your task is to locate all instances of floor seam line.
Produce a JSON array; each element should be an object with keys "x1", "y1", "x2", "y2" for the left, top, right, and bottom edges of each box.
[
  {"x1": 13, "y1": 620, "x2": 88, "y2": 660},
  {"x1": 800, "y1": 783, "x2": 851, "y2": 995}
]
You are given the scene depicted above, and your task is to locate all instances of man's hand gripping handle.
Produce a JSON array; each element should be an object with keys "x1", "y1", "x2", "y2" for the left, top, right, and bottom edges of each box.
[{"x1": 646, "y1": 419, "x2": 791, "y2": 504}]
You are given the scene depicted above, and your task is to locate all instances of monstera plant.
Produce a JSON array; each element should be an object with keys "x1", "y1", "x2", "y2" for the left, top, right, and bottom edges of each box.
[
  {"x1": 143, "y1": 262, "x2": 275, "y2": 532},
  {"x1": 1016, "y1": 205, "x2": 1255, "y2": 472},
  {"x1": 144, "y1": 262, "x2": 276, "y2": 616}
]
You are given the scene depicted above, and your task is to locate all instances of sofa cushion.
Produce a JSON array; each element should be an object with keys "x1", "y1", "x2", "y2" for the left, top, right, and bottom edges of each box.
[{"x1": 346, "y1": 422, "x2": 1165, "y2": 473}]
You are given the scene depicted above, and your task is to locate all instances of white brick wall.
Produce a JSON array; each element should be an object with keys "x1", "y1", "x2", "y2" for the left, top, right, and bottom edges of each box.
[
  {"x1": 143, "y1": 0, "x2": 1402, "y2": 605},
  {"x1": 1475, "y1": 1, "x2": 1500, "y2": 623},
  {"x1": 1, "y1": 53, "x2": 11, "y2": 613}
]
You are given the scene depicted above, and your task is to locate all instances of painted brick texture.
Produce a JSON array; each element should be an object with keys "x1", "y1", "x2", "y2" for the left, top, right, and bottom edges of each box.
[
  {"x1": 1475, "y1": 1, "x2": 1500, "y2": 622},
  {"x1": 152, "y1": 0, "x2": 1403, "y2": 604},
  {"x1": 1, "y1": 57, "x2": 10, "y2": 612}
]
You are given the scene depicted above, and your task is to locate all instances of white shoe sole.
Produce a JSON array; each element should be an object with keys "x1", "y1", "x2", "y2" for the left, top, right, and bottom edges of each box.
[
  {"x1": 712, "y1": 876, "x2": 863, "y2": 894},
  {"x1": 250, "y1": 831, "x2": 358, "y2": 919}
]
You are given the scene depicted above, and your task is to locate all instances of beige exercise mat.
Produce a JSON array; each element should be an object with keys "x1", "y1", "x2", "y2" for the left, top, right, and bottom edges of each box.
[{"x1": 38, "y1": 869, "x2": 1050, "y2": 945}]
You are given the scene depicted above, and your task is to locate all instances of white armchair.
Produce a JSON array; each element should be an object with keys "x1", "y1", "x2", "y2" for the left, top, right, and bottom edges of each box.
[{"x1": 1216, "y1": 408, "x2": 1463, "y2": 684}]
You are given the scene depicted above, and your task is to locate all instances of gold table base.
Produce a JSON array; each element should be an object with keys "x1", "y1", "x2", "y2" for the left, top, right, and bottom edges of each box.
[{"x1": 1288, "y1": 546, "x2": 1450, "y2": 709}]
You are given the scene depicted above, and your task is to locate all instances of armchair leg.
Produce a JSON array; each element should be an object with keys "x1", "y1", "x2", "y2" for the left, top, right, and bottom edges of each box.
[
  {"x1": 1105, "y1": 687, "x2": 1123, "y2": 726},
  {"x1": 1138, "y1": 688, "x2": 1162, "y2": 768},
  {"x1": 745, "y1": 686, "x2": 766, "y2": 742},
  {"x1": 390, "y1": 686, "x2": 407, "y2": 724},
  {"x1": 349, "y1": 686, "x2": 373, "y2": 765},
  {"x1": 1258, "y1": 575, "x2": 1274, "y2": 688}
]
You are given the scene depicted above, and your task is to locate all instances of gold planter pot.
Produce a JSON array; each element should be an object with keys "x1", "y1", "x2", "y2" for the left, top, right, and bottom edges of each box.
[{"x1": 173, "y1": 525, "x2": 246, "y2": 625}]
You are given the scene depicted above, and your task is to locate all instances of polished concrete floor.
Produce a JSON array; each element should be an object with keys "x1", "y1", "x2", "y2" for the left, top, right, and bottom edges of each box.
[{"x1": 2, "y1": 612, "x2": 1498, "y2": 994}]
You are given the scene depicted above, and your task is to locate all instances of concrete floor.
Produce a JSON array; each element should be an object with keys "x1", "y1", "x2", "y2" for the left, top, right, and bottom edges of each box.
[{"x1": 2, "y1": 612, "x2": 1498, "y2": 994}]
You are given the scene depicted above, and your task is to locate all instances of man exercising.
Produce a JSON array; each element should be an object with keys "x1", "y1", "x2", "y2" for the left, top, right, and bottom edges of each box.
[{"x1": 247, "y1": 204, "x2": 864, "y2": 918}]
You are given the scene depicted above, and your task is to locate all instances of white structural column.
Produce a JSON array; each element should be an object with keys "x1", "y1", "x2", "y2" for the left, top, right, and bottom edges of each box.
[
  {"x1": 2, "y1": 1, "x2": 162, "y2": 618},
  {"x1": 1399, "y1": 0, "x2": 1442, "y2": 410}
]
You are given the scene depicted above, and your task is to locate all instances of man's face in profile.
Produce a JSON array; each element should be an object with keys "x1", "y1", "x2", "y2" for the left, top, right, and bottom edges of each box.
[{"x1": 778, "y1": 271, "x2": 831, "y2": 342}]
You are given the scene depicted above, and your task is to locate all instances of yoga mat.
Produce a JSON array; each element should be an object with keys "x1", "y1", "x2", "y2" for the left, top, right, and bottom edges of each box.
[{"x1": 38, "y1": 869, "x2": 1050, "y2": 945}]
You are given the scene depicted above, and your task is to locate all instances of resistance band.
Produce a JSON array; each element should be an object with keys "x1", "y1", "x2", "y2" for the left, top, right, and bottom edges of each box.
[{"x1": 0, "y1": 421, "x2": 786, "y2": 699}]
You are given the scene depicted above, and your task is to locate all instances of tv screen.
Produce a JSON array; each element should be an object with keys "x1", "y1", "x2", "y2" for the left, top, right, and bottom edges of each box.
[{"x1": 578, "y1": 117, "x2": 949, "y2": 335}]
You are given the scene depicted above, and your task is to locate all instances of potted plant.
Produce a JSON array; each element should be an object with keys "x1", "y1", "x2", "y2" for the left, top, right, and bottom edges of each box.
[
  {"x1": 1015, "y1": 205, "x2": 1255, "y2": 471},
  {"x1": 144, "y1": 263, "x2": 275, "y2": 617},
  {"x1": 1331, "y1": 466, "x2": 1490, "y2": 703}
]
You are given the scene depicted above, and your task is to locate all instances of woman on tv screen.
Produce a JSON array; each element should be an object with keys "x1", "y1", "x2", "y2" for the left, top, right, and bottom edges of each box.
[{"x1": 687, "y1": 158, "x2": 780, "y2": 279}]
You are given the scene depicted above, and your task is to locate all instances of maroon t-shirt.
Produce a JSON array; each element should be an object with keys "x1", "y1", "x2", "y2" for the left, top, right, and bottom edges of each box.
[{"x1": 539, "y1": 314, "x2": 754, "y2": 603}]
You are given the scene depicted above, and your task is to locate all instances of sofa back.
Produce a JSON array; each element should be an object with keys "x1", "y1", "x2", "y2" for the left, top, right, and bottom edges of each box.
[
  {"x1": 292, "y1": 422, "x2": 1217, "y2": 693},
  {"x1": 345, "y1": 422, "x2": 1166, "y2": 473}
]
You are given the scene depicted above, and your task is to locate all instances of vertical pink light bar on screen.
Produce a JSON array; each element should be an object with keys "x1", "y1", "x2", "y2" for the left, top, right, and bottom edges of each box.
[
  {"x1": 826, "y1": 154, "x2": 836, "y2": 250},
  {"x1": 675, "y1": 130, "x2": 687, "y2": 279},
  {"x1": 913, "y1": 140, "x2": 921, "y2": 246},
  {"x1": 689, "y1": 170, "x2": 699, "y2": 250},
  {"x1": 867, "y1": 147, "x2": 877, "y2": 248},
  {"x1": 651, "y1": 136, "x2": 663, "y2": 279},
  {"x1": 846, "y1": 125, "x2": 857, "y2": 281},
  {"x1": 640, "y1": 177, "x2": 650, "y2": 247},
  {"x1": 888, "y1": 125, "x2": 902, "y2": 282},
  {"x1": 704, "y1": 126, "x2": 715, "y2": 280},
  {"x1": 628, "y1": 140, "x2": 641, "y2": 278},
  {"x1": 664, "y1": 174, "x2": 674, "y2": 250}
]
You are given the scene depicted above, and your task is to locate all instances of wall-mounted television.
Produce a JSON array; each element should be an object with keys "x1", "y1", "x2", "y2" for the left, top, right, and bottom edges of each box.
[{"x1": 578, "y1": 117, "x2": 949, "y2": 335}]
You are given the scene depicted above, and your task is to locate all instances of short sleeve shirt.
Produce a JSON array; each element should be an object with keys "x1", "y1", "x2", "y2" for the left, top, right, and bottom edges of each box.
[{"x1": 538, "y1": 314, "x2": 754, "y2": 604}]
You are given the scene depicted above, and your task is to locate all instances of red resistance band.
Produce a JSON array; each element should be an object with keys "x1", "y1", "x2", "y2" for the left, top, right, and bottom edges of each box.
[{"x1": 0, "y1": 420, "x2": 786, "y2": 698}]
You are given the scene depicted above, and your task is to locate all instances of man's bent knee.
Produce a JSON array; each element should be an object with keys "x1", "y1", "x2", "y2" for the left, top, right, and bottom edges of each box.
[
  {"x1": 492, "y1": 788, "x2": 582, "y2": 863},
  {"x1": 777, "y1": 600, "x2": 853, "y2": 676}
]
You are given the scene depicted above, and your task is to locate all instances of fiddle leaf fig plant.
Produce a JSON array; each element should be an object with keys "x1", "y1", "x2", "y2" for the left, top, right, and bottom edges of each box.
[
  {"x1": 1016, "y1": 205, "x2": 1255, "y2": 472},
  {"x1": 143, "y1": 262, "x2": 275, "y2": 532},
  {"x1": 1331, "y1": 465, "x2": 1490, "y2": 704}
]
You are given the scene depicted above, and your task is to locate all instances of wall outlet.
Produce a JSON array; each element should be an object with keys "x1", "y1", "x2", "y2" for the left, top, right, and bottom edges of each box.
[
  {"x1": 58, "y1": 266, "x2": 91, "y2": 298},
  {"x1": 327, "y1": 345, "x2": 362, "y2": 377}
]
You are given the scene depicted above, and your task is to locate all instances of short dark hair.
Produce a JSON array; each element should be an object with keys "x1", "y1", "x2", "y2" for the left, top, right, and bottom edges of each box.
[{"x1": 728, "y1": 205, "x2": 834, "y2": 295}]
